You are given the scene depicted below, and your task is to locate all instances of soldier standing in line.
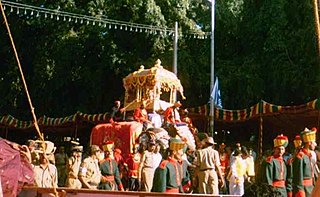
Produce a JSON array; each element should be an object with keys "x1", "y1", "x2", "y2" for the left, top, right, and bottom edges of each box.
[
  {"x1": 260, "y1": 134, "x2": 289, "y2": 196},
  {"x1": 287, "y1": 134, "x2": 302, "y2": 196},
  {"x1": 98, "y1": 141, "x2": 124, "y2": 191},
  {"x1": 66, "y1": 145, "x2": 83, "y2": 189},
  {"x1": 152, "y1": 139, "x2": 190, "y2": 193},
  {"x1": 79, "y1": 145, "x2": 102, "y2": 189},
  {"x1": 293, "y1": 128, "x2": 316, "y2": 196}
]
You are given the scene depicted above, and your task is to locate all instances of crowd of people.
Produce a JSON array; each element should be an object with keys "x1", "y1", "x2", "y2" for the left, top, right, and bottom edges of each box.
[{"x1": 3, "y1": 99, "x2": 320, "y2": 197}]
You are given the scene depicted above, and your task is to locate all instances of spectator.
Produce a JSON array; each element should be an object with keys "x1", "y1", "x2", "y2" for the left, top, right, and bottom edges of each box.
[
  {"x1": 138, "y1": 140, "x2": 160, "y2": 192},
  {"x1": 228, "y1": 149, "x2": 247, "y2": 196},
  {"x1": 79, "y1": 145, "x2": 102, "y2": 189},
  {"x1": 55, "y1": 145, "x2": 68, "y2": 187},
  {"x1": 33, "y1": 141, "x2": 58, "y2": 188},
  {"x1": 218, "y1": 143, "x2": 229, "y2": 194},
  {"x1": 66, "y1": 145, "x2": 83, "y2": 188},
  {"x1": 27, "y1": 139, "x2": 39, "y2": 165}
]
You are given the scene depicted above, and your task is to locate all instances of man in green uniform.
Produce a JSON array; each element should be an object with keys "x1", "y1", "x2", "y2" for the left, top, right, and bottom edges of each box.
[
  {"x1": 98, "y1": 141, "x2": 124, "y2": 191},
  {"x1": 261, "y1": 134, "x2": 289, "y2": 196},
  {"x1": 286, "y1": 134, "x2": 302, "y2": 197},
  {"x1": 293, "y1": 128, "x2": 316, "y2": 197},
  {"x1": 152, "y1": 139, "x2": 190, "y2": 193}
]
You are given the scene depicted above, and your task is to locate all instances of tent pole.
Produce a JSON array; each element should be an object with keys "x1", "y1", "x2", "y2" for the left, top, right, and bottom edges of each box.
[{"x1": 259, "y1": 116, "x2": 263, "y2": 156}]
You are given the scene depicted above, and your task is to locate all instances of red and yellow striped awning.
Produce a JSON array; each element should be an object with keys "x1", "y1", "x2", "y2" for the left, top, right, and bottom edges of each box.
[
  {"x1": 188, "y1": 99, "x2": 320, "y2": 122},
  {"x1": 0, "y1": 99, "x2": 320, "y2": 128}
]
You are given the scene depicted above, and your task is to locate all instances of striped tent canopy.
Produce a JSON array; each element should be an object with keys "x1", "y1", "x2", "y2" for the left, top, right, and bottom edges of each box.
[
  {"x1": 187, "y1": 99, "x2": 320, "y2": 122},
  {"x1": 1, "y1": 99, "x2": 320, "y2": 129},
  {"x1": 0, "y1": 112, "x2": 110, "y2": 129}
]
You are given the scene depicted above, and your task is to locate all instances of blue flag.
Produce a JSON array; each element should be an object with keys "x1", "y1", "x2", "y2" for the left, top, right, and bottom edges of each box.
[{"x1": 210, "y1": 77, "x2": 223, "y2": 108}]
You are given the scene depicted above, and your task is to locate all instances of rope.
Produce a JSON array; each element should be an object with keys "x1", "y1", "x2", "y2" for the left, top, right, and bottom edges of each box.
[
  {"x1": 0, "y1": 0, "x2": 43, "y2": 141},
  {"x1": 0, "y1": 1, "x2": 58, "y2": 196}
]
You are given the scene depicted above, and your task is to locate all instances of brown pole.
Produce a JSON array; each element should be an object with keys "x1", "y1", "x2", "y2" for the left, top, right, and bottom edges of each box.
[
  {"x1": 259, "y1": 116, "x2": 263, "y2": 156},
  {"x1": 313, "y1": 0, "x2": 320, "y2": 56}
]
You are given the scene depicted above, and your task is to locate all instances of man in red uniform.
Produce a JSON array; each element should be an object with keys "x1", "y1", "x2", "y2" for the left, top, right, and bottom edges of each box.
[
  {"x1": 125, "y1": 144, "x2": 141, "y2": 191},
  {"x1": 164, "y1": 101, "x2": 182, "y2": 125},
  {"x1": 134, "y1": 100, "x2": 152, "y2": 130}
]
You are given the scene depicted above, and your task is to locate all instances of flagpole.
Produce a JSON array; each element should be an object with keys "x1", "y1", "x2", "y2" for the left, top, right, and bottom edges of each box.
[
  {"x1": 210, "y1": 0, "x2": 216, "y2": 137},
  {"x1": 173, "y1": 22, "x2": 178, "y2": 102}
]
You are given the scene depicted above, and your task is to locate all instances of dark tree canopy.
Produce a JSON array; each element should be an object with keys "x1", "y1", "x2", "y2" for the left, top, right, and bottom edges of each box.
[{"x1": 0, "y1": 0, "x2": 319, "y2": 120}]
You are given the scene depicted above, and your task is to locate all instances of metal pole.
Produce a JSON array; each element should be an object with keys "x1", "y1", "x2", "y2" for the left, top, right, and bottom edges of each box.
[
  {"x1": 210, "y1": 0, "x2": 215, "y2": 136},
  {"x1": 173, "y1": 22, "x2": 178, "y2": 75},
  {"x1": 173, "y1": 22, "x2": 178, "y2": 102}
]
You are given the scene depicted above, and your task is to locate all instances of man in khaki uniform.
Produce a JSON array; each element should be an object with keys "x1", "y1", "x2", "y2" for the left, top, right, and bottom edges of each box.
[
  {"x1": 195, "y1": 137, "x2": 224, "y2": 194},
  {"x1": 66, "y1": 145, "x2": 83, "y2": 188},
  {"x1": 33, "y1": 141, "x2": 58, "y2": 188},
  {"x1": 79, "y1": 145, "x2": 102, "y2": 189}
]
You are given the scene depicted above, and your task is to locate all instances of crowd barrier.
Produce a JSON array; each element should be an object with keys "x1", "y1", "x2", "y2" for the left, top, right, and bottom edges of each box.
[{"x1": 19, "y1": 186, "x2": 242, "y2": 197}]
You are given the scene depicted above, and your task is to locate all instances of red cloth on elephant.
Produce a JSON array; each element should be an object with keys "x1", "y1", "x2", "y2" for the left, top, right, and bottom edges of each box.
[
  {"x1": 90, "y1": 122, "x2": 143, "y2": 160},
  {"x1": 0, "y1": 138, "x2": 34, "y2": 197}
]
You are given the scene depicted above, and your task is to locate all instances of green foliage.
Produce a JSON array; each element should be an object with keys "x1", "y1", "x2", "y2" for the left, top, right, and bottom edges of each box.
[{"x1": 0, "y1": 0, "x2": 319, "y2": 120}]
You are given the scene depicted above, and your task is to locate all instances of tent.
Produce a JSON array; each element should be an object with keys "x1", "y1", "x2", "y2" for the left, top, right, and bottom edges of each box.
[
  {"x1": 1, "y1": 99, "x2": 320, "y2": 154},
  {"x1": 187, "y1": 99, "x2": 320, "y2": 154}
]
